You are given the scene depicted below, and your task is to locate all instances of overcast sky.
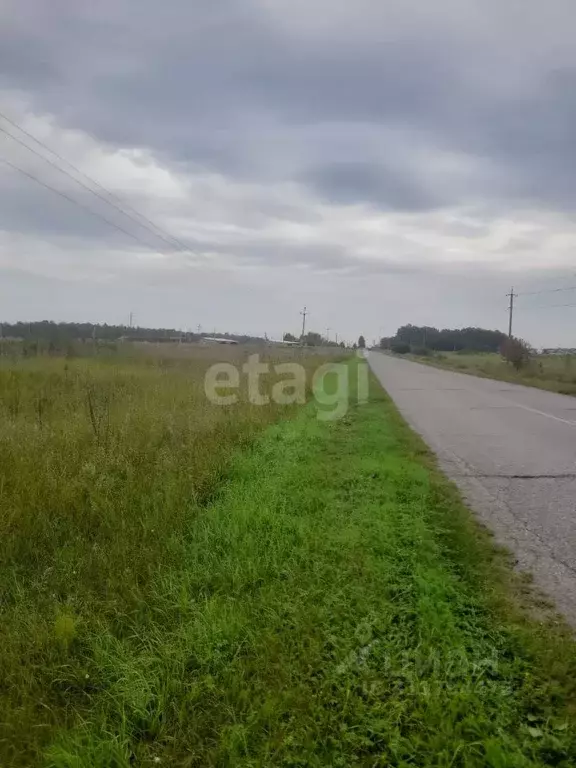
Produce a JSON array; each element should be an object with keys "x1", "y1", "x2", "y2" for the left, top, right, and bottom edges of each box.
[{"x1": 1, "y1": 1, "x2": 576, "y2": 345}]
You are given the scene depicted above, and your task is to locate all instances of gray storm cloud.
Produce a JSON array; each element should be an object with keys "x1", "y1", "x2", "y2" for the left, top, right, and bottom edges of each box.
[
  {"x1": 1, "y1": 0, "x2": 575, "y2": 212},
  {"x1": 1, "y1": 0, "x2": 576, "y2": 345}
]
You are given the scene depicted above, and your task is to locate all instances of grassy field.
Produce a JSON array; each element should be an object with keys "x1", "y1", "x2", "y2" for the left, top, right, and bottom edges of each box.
[
  {"x1": 412, "y1": 351, "x2": 576, "y2": 396},
  {"x1": 2, "y1": 351, "x2": 576, "y2": 765},
  {"x1": 0, "y1": 343, "x2": 335, "y2": 765}
]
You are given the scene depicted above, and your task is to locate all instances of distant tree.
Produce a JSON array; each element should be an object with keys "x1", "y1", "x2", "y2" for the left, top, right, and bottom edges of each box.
[
  {"x1": 0, "y1": 321, "x2": 270, "y2": 347},
  {"x1": 302, "y1": 331, "x2": 324, "y2": 346},
  {"x1": 358, "y1": 335, "x2": 366, "y2": 349},
  {"x1": 391, "y1": 342, "x2": 410, "y2": 354},
  {"x1": 500, "y1": 337, "x2": 532, "y2": 370},
  {"x1": 283, "y1": 332, "x2": 297, "y2": 342},
  {"x1": 390, "y1": 324, "x2": 506, "y2": 353}
]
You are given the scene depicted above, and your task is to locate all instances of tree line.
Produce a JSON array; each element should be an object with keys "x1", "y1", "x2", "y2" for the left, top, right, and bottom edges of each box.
[
  {"x1": 380, "y1": 324, "x2": 507, "y2": 354},
  {"x1": 0, "y1": 321, "x2": 346, "y2": 348},
  {"x1": 0, "y1": 321, "x2": 270, "y2": 345}
]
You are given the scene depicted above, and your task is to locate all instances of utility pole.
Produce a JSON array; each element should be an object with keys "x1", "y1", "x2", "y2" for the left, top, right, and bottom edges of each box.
[
  {"x1": 335, "y1": 332, "x2": 339, "y2": 345},
  {"x1": 300, "y1": 306, "x2": 308, "y2": 340},
  {"x1": 506, "y1": 287, "x2": 517, "y2": 338},
  {"x1": 325, "y1": 327, "x2": 331, "y2": 344},
  {"x1": 129, "y1": 311, "x2": 133, "y2": 329}
]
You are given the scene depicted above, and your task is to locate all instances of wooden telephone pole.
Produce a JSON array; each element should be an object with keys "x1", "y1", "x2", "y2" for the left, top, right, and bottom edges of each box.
[
  {"x1": 506, "y1": 287, "x2": 517, "y2": 338},
  {"x1": 300, "y1": 306, "x2": 308, "y2": 340}
]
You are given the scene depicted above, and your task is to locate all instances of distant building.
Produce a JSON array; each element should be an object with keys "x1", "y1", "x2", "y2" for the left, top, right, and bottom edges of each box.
[
  {"x1": 201, "y1": 336, "x2": 239, "y2": 345},
  {"x1": 118, "y1": 334, "x2": 185, "y2": 343}
]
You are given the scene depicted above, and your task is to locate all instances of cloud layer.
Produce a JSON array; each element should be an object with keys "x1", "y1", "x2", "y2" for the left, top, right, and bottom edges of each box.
[{"x1": 1, "y1": 0, "x2": 576, "y2": 344}]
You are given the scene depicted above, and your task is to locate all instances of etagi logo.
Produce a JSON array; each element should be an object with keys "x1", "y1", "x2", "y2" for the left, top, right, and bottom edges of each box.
[{"x1": 204, "y1": 354, "x2": 369, "y2": 420}]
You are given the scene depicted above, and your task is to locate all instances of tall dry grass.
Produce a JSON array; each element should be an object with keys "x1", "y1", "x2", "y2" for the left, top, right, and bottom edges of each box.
[
  {"x1": 0, "y1": 344, "x2": 334, "y2": 764},
  {"x1": 425, "y1": 351, "x2": 576, "y2": 395}
]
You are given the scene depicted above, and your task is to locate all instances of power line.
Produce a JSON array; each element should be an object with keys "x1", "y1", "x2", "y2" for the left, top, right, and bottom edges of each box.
[
  {"x1": 0, "y1": 109, "x2": 204, "y2": 260},
  {"x1": 517, "y1": 285, "x2": 576, "y2": 297},
  {"x1": 506, "y1": 287, "x2": 517, "y2": 338},
  {"x1": 0, "y1": 122, "x2": 186, "y2": 255},
  {"x1": 0, "y1": 110, "x2": 188, "y2": 249},
  {"x1": 515, "y1": 302, "x2": 576, "y2": 311},
  {"x1": 0, "y1": 156, "x2": 176, "y2": 252},
  {"x1": 300, "y1": 306, "x2": 308, "y2": 339}
]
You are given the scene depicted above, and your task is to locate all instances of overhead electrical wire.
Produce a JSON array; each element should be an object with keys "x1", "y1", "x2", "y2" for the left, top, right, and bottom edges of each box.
[
  {"x1": 515, "y1": 302, "x2": 576, "y2": 311},
  {"x1": 517, "y1": 285, "x2": 576, "y2": 298},
  {"x1": 0, "y1": 110, "x2": 185, "y2": 249},
  {"x1": 0, "y1": 109, "x2": 204, "y2": 262},
  {"x1": 0, "y1": 156, "x2": 168, "y2": 250},
  {"x1": 0, "y1": 123, "x2": 187, "y2": 255},
  {"x1": 0, "y1": 109, "x2": 197, "y2": 252}
]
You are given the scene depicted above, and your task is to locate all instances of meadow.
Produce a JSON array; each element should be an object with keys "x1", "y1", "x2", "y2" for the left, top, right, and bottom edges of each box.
[
  {"x1": 3, "y1": 346, "x2": 576, "y2": 766},
  {"x1": 414, "y1": 351, "x2": 576, "y2": 396},
  {"x1": 0, "y1": 342, "x2": 336, "y2": 764}
]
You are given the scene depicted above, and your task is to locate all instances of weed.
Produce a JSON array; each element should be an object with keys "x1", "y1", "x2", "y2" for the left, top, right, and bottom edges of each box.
[
  {"x1": 0, "y1": 346, "x2": 331, "y2": 764},
  {"x1": 413, "y1": 351, "x2": 576, "y2": 396},
  {"x1": 2, "y1": 355, "x2": 576, "y2": 766}
]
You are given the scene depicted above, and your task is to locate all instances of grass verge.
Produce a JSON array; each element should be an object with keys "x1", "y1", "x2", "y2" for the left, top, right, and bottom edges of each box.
[
  {"x1": 410, "y1": 351, "x2": 576, "y2": 396},
  {"x1": 28, "y1": 359, "x2": 576, "y2": 766}
]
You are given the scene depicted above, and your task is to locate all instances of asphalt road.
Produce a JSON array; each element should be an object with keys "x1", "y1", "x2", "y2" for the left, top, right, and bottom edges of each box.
[{"x1": 367, "y1": 351, "x2": 576, "y2": 624}]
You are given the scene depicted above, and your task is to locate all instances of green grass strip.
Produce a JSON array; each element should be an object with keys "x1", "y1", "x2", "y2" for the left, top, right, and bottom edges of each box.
[
  {"x1": 46, "y1": 361, "x2": 576, "y2": 767},
  {"x1": 410, "y1": 351, "x2": 576, "y2": 397}
]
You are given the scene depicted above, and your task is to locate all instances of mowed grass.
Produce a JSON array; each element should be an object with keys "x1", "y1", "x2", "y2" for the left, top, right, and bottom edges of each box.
[
  {"x1": 2, "y1": 353, "x2": 576, "y2": 765},
  {"x1": 414, "y1": 351, "x2": 576, "y2": 396}
]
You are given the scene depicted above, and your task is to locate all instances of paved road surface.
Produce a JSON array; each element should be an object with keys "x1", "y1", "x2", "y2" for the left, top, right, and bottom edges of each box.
[{"x1": 367, "y1": 351, "x2": 576, "y2": 624}]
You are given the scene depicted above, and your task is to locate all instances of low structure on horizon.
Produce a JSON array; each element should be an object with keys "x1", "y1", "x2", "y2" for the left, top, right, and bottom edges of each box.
[
  {"x1": 540, "y1": 347, "x2": 576, "y2": 356},
  {"x1": 201, "y1": 336, "x2": 239, "y2": 345}
]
